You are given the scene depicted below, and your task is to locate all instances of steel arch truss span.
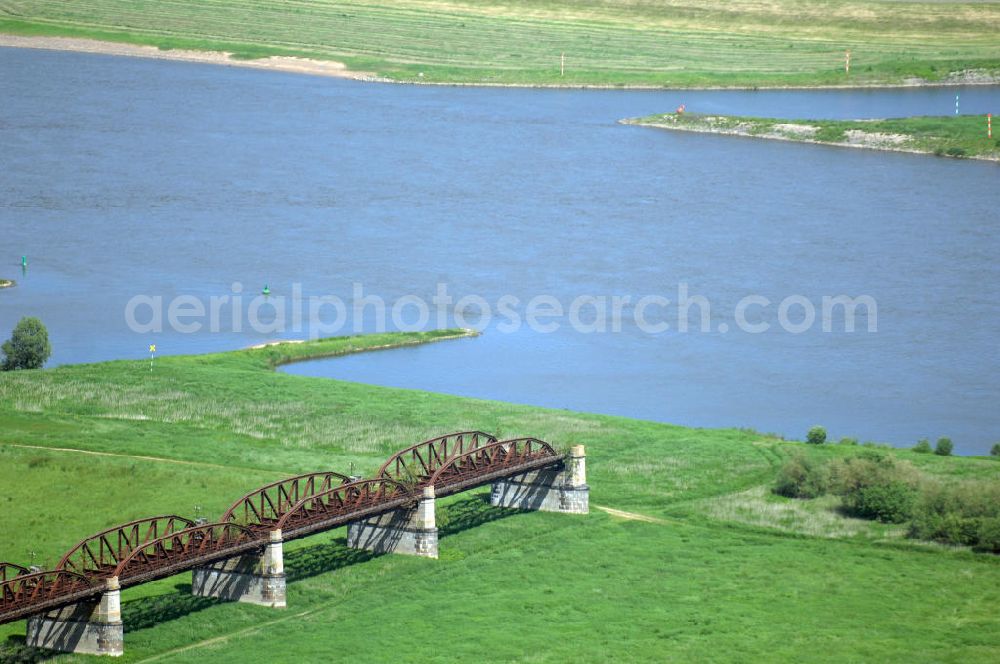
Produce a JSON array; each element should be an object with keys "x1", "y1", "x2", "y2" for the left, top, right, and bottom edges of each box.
[
  {"x1": 0, "y1": 431, "x2": 570, "y2": 627},
  {"x1": 0, "y1": 563, "x2": 29, "y2": 583},
  {"x1": 275, "y1": 479, "x2": 413, "y2": 541},
  {"x1": 0, "y1": 569, "x2": 95, "y2": 624},
  {"x1": 221, "y1": 471, "x2": 352, "y2": 529},
  {"x1": 377, "y1": 431, "x2": 498, "y2": 484},
  {"x1": 428, "y1": 437, "x2": 563, "y2": 497},
  {"x1": 113, "y1": 523, "x2": 259, "y2": 587},
  {"x1": 56, "y1": 516, "x2": 197, "y2": 579}
]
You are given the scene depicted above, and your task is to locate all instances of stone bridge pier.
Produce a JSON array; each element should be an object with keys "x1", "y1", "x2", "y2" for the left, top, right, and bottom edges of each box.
[
  {"x1": 192, "y1": 529, "x2": 286, "y2": 607},
  {"x1": 491, "y1": 445, "x2": 589, "y2": 514},
  {"x1": 347, "y1": 486, "x2": 439, "y2": 559},
  {"x1": 26, "y1": 576, "x2": 123, "y2": 657}
]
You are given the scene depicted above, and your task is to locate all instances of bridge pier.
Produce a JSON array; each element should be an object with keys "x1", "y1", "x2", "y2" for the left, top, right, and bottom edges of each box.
[
  {"x1": 491, "y1": 445, "x2": 589, "y2": 514},
  {"x1": 26, "y1": 576, "x2": 123, "y2": 657},
  {"x1": 191, "y1": 529, "x2": 286, "y2": 607},
  {"x1": 347, "y1": 486, "x2": 438, "y2": 559}
]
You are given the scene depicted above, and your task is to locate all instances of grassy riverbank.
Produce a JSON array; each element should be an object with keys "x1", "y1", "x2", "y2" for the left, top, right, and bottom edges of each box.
[
  {"x1": 2, "y1": 1, "x2": 1000, "y2": 87},
  {"x1": 1, "y1": 331, "x2": 999, "y2": 661},
  {"x1": 624, "y1": 112, "x2": 1000, "y2": 160}
]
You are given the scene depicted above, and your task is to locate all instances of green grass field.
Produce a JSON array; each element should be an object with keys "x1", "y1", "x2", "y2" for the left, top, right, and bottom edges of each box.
[
  {"x1": 1, "y1": 0, "x2": 1000, "y2": 87},
  {"x1": 625, "y1": 112, "x2": 1000, "y2": 159},
  {"x1": 1, "y1": 331, "x2": 999, "y2": 662}
]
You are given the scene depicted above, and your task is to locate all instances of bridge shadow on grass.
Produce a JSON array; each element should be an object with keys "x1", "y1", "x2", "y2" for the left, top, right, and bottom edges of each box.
[
  {"x1": 285, "y1": 538, "x2": 381, "y2": 583},
  {"x1": 1, "y1": 635, "x2": 58, "y2": 663},
  {"x1": 438, "y1": 493, "x2": 529, "y2": 539},
  {"x1": 123, "y1": 585, "x2": 216, "y2": 633}
]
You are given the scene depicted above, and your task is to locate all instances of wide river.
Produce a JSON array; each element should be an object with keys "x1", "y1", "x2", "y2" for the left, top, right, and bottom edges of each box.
[{"x1": 2, "y1": 47, "x2": 998, "y2": 454}]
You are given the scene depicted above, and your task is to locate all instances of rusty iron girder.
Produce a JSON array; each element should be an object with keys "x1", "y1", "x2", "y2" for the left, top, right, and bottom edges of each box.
[
  {"x1": 112, "y1": 522, "x2": 261, "y2": 588},
  {"x1": 0, "y1": 563, "x2": 29, "y2": 583},
  {"x1": 276, "y1": 478, "x2": 414, "y2": 541},
  {"x1": 56, "y1": 516, "x2": 197, "y2": 579},
  {"x1": 376, "y1": 431, "x2": 498, "y2": 484},
  {"x1": 0, "y1": 569, "x2": 97, "y2": 624},
  {"x1": 220, "y1": 471, "x2": 352, "y2": 529},
  {"x1": 427, "y1": 437, "x2": 563, "y2": 497}
]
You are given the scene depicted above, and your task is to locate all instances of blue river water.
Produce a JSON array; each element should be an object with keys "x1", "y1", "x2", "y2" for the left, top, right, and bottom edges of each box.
[{"x1": 1, "y1": 46, "x2": 998, "y2": 454}]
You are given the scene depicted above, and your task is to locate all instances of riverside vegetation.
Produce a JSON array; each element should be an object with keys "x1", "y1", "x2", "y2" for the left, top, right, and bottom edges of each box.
[
  {"x1": 624, "y1": 112, "x2": 1000, "y2": 161},
  {"x1": 2, "y1": 0, "x2": 1000, "y2": 87},
  {"x1": 0, "y1": 331, "x2": 998, "y2": 662}
]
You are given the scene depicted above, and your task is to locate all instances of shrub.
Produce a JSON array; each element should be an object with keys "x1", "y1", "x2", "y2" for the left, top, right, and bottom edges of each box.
[
  {"x1": 848, "y1": 481, "x2": 918, "y2": 523},
  {"x1": 975, "y1": 518, "x2": 1000, "y2": 553},
  {"x1": 1, "y1": 317, "x2": 51, "y2": 371},
  {"x1": 838, "y1": 437, "x2": 858, "y2": 446},
  {"x1": 909, "y1": 480, "x2": 1000, "y2": 549},
  {"x1": 913, "y1": 439, "x2": 932, "y2": 454},
  {"x1": 944, "y1": 146, "x2": 966, "y2": 157},
  {"x1": 990, "y1": 443, "x2": 1000, "y2": 457},
  {"x1": 935, "y1": 438, "x2": 954, "y2": 456},
  {"x1": 829, "y1": 452, "x2": 920, "y2": 523},
  {"x1": 774, "y1": 454, "x2": 829, "y2": 499},
  {"x1": 806, "y1": 426, "x2": 827, "y2": 445}
]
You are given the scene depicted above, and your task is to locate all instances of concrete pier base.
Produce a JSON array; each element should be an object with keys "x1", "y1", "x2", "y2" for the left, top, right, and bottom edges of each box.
[
  {"x1": 491, "y1": 445, "x2": 589, "y2": 514},
  {"x1": 347, "y1": 486, "x2": 438, "y2": 558},
  {"x1": 192, "y1": 529, "x2": 286, "y2": 607},
  {"x1": 26, "y1": 577, "x2": 123, "y2": 657}
]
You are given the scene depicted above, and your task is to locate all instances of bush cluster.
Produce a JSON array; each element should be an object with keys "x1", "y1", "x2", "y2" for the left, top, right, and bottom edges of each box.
[
  {"x1": 774, "y1": 453, "x2": 829, "y2": 499},
  {"x1": 772, "y1": 447, "x2": 1000, "y2": 551},
  {"x1": 935, "y1": 438, "x2": 954, "y2": 456},
  {"x1": 828, "y1": 452, "x2": 920, "y2": 523},
  {"x1": 913, "y1": 439, "x2": 932, "y2": 454},
  {"x1": 909, "y1": 480, "x2": 1000, "y2": 553}
]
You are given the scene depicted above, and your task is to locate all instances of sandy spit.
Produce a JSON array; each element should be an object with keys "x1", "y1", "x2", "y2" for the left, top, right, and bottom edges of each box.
[{"x1": 0, "y1": 34, "x2": 381, "y2": 80}]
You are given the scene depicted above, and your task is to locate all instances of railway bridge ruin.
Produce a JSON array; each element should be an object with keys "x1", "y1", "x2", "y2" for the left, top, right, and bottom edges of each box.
[{"x1": 0, "y1": 432, "x2": 588, "y2": 656}]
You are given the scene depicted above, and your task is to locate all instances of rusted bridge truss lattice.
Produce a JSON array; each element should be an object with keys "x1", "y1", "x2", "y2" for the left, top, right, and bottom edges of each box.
[{"x1": 0, "y1": 432, "x2": 566, "y2": 625}]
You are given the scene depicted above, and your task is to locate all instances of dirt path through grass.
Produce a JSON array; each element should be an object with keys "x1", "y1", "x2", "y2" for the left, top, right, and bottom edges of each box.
[{"x1": 0, "y1": 441, "x2": 292, "y2": 474}]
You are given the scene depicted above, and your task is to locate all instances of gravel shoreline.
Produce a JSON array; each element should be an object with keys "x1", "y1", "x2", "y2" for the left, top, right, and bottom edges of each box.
[{"x1": 621, "y1": 118, "x2": 1000, "y2": 163}]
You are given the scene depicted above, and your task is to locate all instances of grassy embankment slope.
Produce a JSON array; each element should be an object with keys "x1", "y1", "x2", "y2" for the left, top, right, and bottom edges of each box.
[
  {"x1": 624, "y1": 112, "x2": 1000, "y2": 160},
  {"x1": 0, "y1": 331, "x2": 999, "y2": 661},
  {"x1": 2, "y1": 0, "x2": 1000, "y2": 87}
]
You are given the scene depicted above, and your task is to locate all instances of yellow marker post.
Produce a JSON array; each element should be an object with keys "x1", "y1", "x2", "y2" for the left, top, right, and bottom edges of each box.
[{"x1": 149, "y1": 344, "x2": 156, "y2": 372}]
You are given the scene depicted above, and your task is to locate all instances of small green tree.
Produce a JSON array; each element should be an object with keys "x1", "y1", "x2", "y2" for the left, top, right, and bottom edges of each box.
[
  {"x1": 806, "y1": 426, "x2": 827, "y2": 445},
  {"x1": 990, "y1": 443, "x2": 1000, "y2": 457},
  {"x1": 913, "y1": 439, "x2": 932, "y2": 454},
  {"x1": 934, "y1": 437, "x2": 954, "y2": 457},
  {"x1": 1, "y1": 317, "x2": 51, "y2": 371}
]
